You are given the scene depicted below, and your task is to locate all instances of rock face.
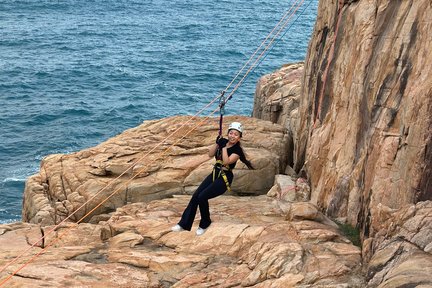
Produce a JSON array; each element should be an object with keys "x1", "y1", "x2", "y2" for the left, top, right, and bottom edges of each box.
[
  {"x1": 252, "y1": 1, "x2": 432, "y2": 287},
  {"x1": 254, "y1": 0, "x2": 432, "y2": 240},
  {"x1": 253, "y1": 63, "x2": 304, "y2": 167},
  {"x1": 300, "y1": 0, "x2": 432, "y2": 237},
  {"x1": 22, "y1": 116, "x2": 288, "y2": 226},
  {"x1": 366, "y1": 201, "x2": 432, "y2": 287},
  {"x1": 1, "y1": 195, "x2": 365, "y2": 287}
]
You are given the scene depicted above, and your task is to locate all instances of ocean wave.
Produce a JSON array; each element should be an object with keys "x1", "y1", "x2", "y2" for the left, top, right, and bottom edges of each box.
[
  {"x1": 25, "y1": 113, "x2": 60, "y2": 124},
  {"x1": 150, "y1": 70, "x2": 191, "y2": 79},
  {"x1": 174, "y1": 23, "x2": 204, "y2": 31},
  {"x1": 3, "y1": 94, "x2": 31, "y2": 101},
  {"x1": 0, "y1": 82, "x2": 34, "y2": 91},
  {"x1": 0, "y1": 38, "x2": 33, "y2": 47},
  {"x1": 0, "y1": 217, "x2": 21, "y2": 224},
  {"x1": 62, "y1": 108, "x2": 93, "y2": 117},
  {"x1": 1, "y1": 177, "x2": 26, "y2": 183}
]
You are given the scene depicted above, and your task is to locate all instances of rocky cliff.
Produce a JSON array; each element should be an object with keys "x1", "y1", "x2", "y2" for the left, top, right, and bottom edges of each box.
[
  {"x1": 255, "y1": 0, "x2": 432, "y2": 243},
  {"x1": 2, "y1": 0, "x2": 431, "y2": 287},
  {"x1": 253, "y1": 0, "x2": 432, "y2": 286},
  {"x1": 298, "y1": 0, "x2": 432, "y2": 238}
]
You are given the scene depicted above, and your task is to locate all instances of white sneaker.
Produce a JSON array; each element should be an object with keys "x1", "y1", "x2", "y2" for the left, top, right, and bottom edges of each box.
[
  {"x1": 171, "y1": 224, "x2": 185, "y2": 232},
  {"x1": 196, "y1": 227, "x2": 207, "y2": 236}
]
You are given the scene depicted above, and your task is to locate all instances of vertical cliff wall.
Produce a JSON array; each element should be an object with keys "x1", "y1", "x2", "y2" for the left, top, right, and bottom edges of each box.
[{"x1": 295, "y1": 0, "x2": 432, "y2": 238}]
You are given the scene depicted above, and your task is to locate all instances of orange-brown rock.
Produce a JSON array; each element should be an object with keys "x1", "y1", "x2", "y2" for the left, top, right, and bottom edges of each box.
[
  {"x1": 1, "y1": 195, "x2": 364, "y2": 287},
  {"x1": 366, "y1": 201, "x2": 432, "y2": 287},
  {"x1": 254, "y1": 1, "x2": 432, "y2": 240},
  {"x1": 253, "y1": 63, "x2": 303, "y2": 167},
  {"x1": 252, "y1": 2, "x2": 432, "y2": 286},
  {"x1": 22, "y1": 115, "x2": 288, "y2": 226},
  {"x1": 299, "y1": 0, "x2": 432, "y2": 236}
]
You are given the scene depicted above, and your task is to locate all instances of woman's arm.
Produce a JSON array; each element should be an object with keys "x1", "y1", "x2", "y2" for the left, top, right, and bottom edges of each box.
[
  {"x1": 221, "y1": 147, "x2": 240, "y2": 165},
  {"x1": 208, "y1": 143, "x2": 218, "y2": 157}
]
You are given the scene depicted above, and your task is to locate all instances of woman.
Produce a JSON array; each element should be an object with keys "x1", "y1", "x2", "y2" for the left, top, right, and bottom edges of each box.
[{"x1": 171, "y1": 122, "x2": 254, "y2": 236}]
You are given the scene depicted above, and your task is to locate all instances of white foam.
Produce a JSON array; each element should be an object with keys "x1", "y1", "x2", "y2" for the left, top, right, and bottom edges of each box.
[
  {"x1": 2, "y1": 177, "x2": 26, "y2": 183},
  {"x1": 0, "y1": 218, "x2": 21, "y2": 224}
]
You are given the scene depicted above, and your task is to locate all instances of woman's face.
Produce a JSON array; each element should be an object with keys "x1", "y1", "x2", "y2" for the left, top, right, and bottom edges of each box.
[{"x1": 227, "y1": 129, "x2": 241, "y2": 145}]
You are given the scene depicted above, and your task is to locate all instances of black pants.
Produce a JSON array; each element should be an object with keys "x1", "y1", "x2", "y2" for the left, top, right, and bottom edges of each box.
[{"x1": 178, "y1": 170, "x2": 233, "y2": 230}]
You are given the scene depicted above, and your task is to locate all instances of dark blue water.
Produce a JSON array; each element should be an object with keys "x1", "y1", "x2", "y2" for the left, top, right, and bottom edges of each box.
[{"x1": 0, "y1": 0, "x2": 318, "y2": 223}]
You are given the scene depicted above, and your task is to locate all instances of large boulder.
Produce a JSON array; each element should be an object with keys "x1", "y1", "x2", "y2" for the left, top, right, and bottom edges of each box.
[
  {"x1": 22, "y1": 115, "x2": 289, "y2": 226},
  {"x1": 253, "y1": 63, "x2": 303, "y2": 167},
  {"x1": 365, "y1": 201, "x2": 432, "y2": 287}
]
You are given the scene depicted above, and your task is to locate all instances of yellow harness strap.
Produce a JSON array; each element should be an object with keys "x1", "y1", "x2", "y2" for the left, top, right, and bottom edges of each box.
[{"x1": 212, "y1": 160, "x2": 231, "y2": 192}]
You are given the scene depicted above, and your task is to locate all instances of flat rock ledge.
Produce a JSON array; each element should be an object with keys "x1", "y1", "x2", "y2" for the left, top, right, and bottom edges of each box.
[
  {"x1": 22, "y1": 115, "x2": 289, "y2": 226},
  {"x1": 0, "y1": 195, "x2": 365, "y2": 287}
]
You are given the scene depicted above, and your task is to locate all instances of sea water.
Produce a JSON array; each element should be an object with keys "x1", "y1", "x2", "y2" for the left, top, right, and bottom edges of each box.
[{"x1": 0, "y1": 0, "x2": 318, "y2": 223}]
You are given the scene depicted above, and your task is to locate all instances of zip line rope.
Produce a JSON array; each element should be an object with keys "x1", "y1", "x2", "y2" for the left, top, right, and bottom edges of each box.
[
  {"x1": 240, "y1": 0, "x2": 316, "y2": 87},
  {"x1": 219, "y1": 0, "x2": 313, "y2": 135},
  {"x1": 0, "y1": 0, "x2": 311, "y2": 284},
  {"x1": 213, "y1": 0, "x2": 306, "y2": 135},
  {"x1": 222, "y1": 0, "x2": 304, "y2": 96},
  {"x1": 222, "y1": 0, "x2": 306, "y2": 107}
]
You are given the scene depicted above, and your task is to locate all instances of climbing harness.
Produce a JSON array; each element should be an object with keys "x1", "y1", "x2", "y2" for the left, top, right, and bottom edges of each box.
[
  {"x1": 0, "y1": 0, "x2": 315, "y2": 285},
  {"x1": 212, "y1": 160, "x2": 232, "y2": 193}
]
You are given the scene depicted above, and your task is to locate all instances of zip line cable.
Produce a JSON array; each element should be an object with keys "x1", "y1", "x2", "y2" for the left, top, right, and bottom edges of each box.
[
  {"x1": 238, "y1": 0, "x2": 316, "y2": 90},
  {"x1": 218, "y1": 0, "x2": 309, "y2": 133},
  {"x1": 222, "y1": 0, "x2": 306, "y2": 107},
  {"x1": 0, "y1": 1, "x2": 311, "y2": 284},
  {"x1": 222, "y1": 0, "x2": 303, "y2": 96},
  {"x1": 215, "y1": 0, "x2": 304, "y2": 135}
]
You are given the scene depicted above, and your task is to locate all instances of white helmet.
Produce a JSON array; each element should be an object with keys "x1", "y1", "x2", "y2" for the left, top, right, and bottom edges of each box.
[{"x1": 228, "y1": 122, "x2": 243, "y2": 134}]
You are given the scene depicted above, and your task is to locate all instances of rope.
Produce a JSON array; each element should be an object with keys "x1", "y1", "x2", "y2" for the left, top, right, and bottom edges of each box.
[
  {"x1": 0, "y1": 0, "x2": 313, "y2": 284},
  {"x1": 245, "y1": 0, "x2": 316, "y2": 82},
  {"x1": 0, "y1": 107, "x2": 222, "y2": 287},
  {"x1": 218, "y1": 0, "x2": 308, "y2": 138},
  {"x1": 0, "y1": 94, "x2": 221, "y2": 276},
  {"x1": 222, "y1": 0, "x2": 306, "y2": 107},
  {"x1": 218, "y1": 90, "x2": 226, "y2": 136},
  {"x1": 221, "y1": 0, "x2": 304, "y2": 96}
]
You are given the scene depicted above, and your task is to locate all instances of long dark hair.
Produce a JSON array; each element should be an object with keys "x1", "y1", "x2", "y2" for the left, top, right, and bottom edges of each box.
[{"x1": 237, "y1": 141, "x2": 254, "y2": 170}]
